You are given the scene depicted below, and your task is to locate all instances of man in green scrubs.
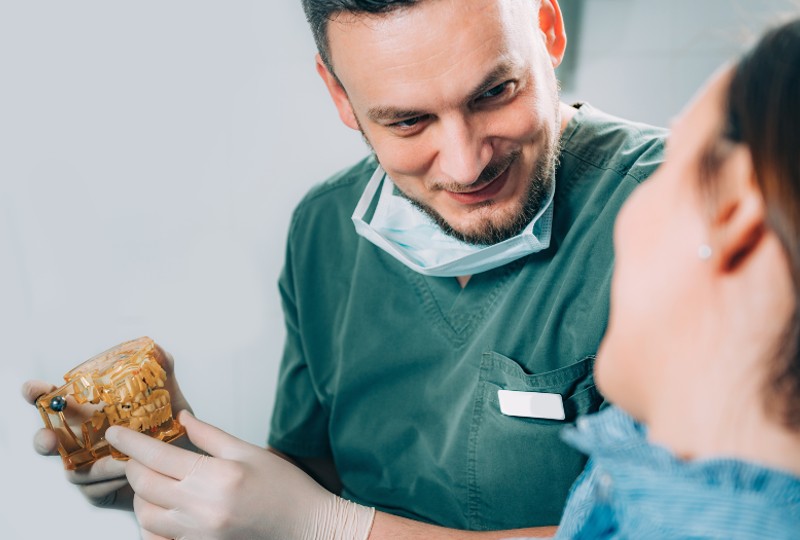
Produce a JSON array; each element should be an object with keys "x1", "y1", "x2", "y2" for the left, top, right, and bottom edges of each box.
[
  {"x1": 23, "y1": 0, "x2": 665, "y2": 537},
  {"x1": 268, "y1": 0, "x2": 664, "y2": 536}
]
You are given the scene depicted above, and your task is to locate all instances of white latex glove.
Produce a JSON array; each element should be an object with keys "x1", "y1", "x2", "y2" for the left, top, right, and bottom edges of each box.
[{"x1": 106, "y1": 409, "x2": 375, "y2": 540}]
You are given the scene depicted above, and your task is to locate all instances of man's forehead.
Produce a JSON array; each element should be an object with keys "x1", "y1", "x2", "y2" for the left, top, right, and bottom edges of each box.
[
  {"x1": 326, "y1": 0, "x2": 532, "y2": 61},
  {"x1": 326, "y1": 0, "x2": 535, "y2": 91}
]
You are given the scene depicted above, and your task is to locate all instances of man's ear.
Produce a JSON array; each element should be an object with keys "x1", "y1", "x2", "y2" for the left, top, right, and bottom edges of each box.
[
  {"x1": 709, "y1": 146, "x2": 767, "y2": 273},
  {"x1": 315, "y1": 54, "x2": 360, "y2": 131},
  {"x1": 538, "y1": 0, "x2": 567, "y2": 68}
]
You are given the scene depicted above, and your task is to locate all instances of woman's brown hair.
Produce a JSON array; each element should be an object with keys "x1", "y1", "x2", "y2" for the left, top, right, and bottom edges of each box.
[{"x1": 723, "y1": 18, "x2": 800, "y2": 429}]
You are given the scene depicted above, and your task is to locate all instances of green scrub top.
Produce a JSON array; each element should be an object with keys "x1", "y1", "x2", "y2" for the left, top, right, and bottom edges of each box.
[{"x1": 269, "y1": 104, "x2": 666, "y2": 530}]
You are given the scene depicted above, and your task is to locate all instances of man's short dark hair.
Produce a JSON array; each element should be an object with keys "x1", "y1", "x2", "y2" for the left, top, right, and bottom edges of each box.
[{"x1": 301, "y1": 0, "x2": 420, "y2": 74}]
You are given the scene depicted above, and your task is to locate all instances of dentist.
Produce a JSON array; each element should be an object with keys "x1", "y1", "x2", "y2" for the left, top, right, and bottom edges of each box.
[{"x1": 25, "y1": 1, "x2": 665, "y2": 538}]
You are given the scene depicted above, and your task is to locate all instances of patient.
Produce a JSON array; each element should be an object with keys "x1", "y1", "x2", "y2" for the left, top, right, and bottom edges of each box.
[{"x1": 553, "y1": 18, "x2": 800, "y2": 539}]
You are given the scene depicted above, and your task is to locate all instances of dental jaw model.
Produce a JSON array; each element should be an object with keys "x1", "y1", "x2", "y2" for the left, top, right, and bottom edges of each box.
[{"x1": 37, "y1": 337, "x2": 185, "y2": 470}]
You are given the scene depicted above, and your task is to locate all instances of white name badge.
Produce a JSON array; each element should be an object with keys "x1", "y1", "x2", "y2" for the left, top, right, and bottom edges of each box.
[{"x1": 497, "y1": 389, "x2": 566, "y2": 421}]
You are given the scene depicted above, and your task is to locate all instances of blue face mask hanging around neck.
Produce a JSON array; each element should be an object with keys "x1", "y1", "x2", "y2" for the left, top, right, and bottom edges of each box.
[{"x1": 351, "y1": 165, "x2": 555, "y2": 277}]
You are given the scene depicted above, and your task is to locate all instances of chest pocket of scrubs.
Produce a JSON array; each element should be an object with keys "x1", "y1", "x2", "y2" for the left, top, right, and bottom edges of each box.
[{"x1": 466, "y1": 352, "x2": 601, "y2": 530}]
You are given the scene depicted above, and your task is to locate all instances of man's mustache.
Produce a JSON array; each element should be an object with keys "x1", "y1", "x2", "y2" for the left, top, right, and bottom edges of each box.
[{"x1": 433, "y1": 150, "x2": 521, "y2": 193}]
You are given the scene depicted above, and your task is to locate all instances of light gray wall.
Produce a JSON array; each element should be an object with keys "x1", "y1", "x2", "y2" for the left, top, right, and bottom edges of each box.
[
  {"x1": 561, "y1": 0, "x2": 800, "y2": 125},
  {"x1": 1, "y1": 1, "x2": 796, "y2": 537}
]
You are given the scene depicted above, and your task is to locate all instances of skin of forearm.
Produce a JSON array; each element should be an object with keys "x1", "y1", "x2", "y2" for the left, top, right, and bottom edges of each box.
[{"x1": 369, "y1": 511, "x2": 558, "y2": 539}]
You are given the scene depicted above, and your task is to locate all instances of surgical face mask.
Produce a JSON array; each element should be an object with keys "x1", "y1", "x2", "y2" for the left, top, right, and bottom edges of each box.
[{"x1": 352, "y1": 166, "x2": 555, "y2": 277}]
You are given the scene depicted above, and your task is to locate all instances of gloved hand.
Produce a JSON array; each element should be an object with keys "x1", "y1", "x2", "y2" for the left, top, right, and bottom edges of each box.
[
  {"x1": 106, "y1": 409, "x2": 375, "y2": 540},
  {"x1": 21, "y1": 345, "x2": 193, "y2": 510}
]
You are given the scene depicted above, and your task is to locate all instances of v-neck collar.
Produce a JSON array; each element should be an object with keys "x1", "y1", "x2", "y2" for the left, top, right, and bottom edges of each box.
[{"x1": 408, "y1": 259, "x2": 525, "y2": 344}]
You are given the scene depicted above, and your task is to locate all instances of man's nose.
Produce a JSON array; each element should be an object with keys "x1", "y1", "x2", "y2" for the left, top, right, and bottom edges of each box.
[{"x1": 436, "y1": 117, "x2": 493, "y2": 186}]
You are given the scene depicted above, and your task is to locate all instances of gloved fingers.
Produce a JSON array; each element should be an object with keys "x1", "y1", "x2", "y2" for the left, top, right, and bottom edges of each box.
[
  {"x1": 25, "y1": 380, "x2": 62, "y2": 457},
  {"x1": 76, "y1": 477, "x2": 132, "y2": 508},
  {"x1": 177, "y1": 409, "x2": 256, "y2": 461},
  {"x1": 125, "y1": 458, "x2": 183, "y2": 509},
  {"x1": 21, "y1": 379, "x2": 56, "y2": 405},
  {"x1": 32, "y1": 428, "x2": 59, "y2": 455},
  {"x1": 133, "y1": 493, "x2": 182, "y2": 540},
  {"x1": 24, "y1": 380, "x2": 100, "y2": 427},
  {"x1": 67, "y1": 454, "x2": 128, "y2": 484},
  {"x1": 106, "y1": 424, "x2": 210, "y2": 481}
]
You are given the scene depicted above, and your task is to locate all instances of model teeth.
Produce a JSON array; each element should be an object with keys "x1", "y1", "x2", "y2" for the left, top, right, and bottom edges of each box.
[
  {"x1": 127, "y1": 405, "x2": 171, "y2": 432},
  {"x1": 91, "y1": 411, "x2": 106, "y2": 430}
]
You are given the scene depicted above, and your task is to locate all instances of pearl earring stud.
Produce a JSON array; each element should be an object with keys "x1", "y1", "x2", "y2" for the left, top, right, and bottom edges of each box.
[{"x1": 698, "y1": 244, "x2": 713, "y2": 260}]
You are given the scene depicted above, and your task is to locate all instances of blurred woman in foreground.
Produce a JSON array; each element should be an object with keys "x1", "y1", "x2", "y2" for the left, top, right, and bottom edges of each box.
[{"x1": 554, "y1": 18, "x2": 800, "y2": 539}]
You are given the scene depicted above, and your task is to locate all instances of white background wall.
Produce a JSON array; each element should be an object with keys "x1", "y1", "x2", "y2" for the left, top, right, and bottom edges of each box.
[{"x1": 1, "y1": 1, "x2": 797, "y2": 538}]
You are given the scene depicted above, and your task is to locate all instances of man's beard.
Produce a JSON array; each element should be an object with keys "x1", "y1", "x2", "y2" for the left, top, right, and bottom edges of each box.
[
  {"x1": 406, "y1": 141, "x2": 559, "y2": 246},
  {"x1": 355, "y1": 107, "x2": 561, "y2": 246}
]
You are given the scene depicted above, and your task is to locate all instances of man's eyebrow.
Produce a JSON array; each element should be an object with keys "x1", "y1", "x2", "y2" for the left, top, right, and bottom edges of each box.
[
  {"x1": 467, "y1": 62, "x2": 516, "y2": 100},
  {"x1": 366, "y1": 62, "x2": 518, "y2": 124},
  {"x1": 367, "y1": 106, "x2": 428, "y2": 124}
]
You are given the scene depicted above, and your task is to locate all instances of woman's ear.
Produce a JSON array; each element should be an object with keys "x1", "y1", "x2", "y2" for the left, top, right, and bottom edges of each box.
[
  {"x1": 315, "y1": 54, "x2": 360, "y2": 131},
  {"x1": 708, "y1": 146, "x2": 767, "y2": 273},
  {"x1": 538, "y1": 0, "x2": 567, "y2": 67}
]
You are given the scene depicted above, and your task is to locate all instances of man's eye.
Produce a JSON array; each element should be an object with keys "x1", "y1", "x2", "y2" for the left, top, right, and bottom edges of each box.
[
  {"x1": 391, "y1": 116, "x2": 426, "y2": 129},
  {"x1": 386, "y1": 114, "x2": 431, "y2": 134},
  {"x1": 479, "y1": 82, "x2": 510, "y2": 100}
]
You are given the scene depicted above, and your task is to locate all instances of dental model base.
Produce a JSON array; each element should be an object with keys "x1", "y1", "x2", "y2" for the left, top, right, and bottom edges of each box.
[{"x1": 37, "y1": 337, "x2": 185, "y2": 470}]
